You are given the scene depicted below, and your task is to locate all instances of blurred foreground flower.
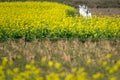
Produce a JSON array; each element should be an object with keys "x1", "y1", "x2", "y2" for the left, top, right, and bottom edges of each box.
[{"x1": 92, "y1": 72, "x2": 104, "y2": 79}]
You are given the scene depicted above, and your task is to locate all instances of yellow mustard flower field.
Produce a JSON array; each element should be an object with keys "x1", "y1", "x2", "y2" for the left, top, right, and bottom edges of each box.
[
  {"x1": 0, "y1": 2, "x2": 120, "y2": 41},
  {"x1": 0, "y1": 2, "x2": 120, "y2": 80}
]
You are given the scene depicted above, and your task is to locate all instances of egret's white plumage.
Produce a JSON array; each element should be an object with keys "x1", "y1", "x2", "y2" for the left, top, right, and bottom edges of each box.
[{"x1": 79, "y1": 5, "x2": 92, "y2": 18}]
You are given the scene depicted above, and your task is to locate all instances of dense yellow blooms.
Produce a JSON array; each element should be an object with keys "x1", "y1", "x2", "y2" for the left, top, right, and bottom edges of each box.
[{"x1": 0, "y1": 2, "x2": 120, "y2": 40}]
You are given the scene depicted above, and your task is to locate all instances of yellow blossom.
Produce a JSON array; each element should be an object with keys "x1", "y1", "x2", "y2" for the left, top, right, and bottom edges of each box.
[
  {"x1": 71, "y1": 67, "x2": 77, "y2": 73},
  {"x1": 54, "y1": 62, "x2": 61, "y2": 69},
  {"x1": 92, "y1": 72, "x2": 104, "y2": 79},
  {"x1": 13, "y1": 68, "x2": 19, "y2": 73},
  {"x1": 109, "y1": 76, "x2": 117, "y2": 80},
  {"x1": 41, "y1": 57, "x2": 46, "y2": 64},
  {"x1": 106, "y1": 53, "x2": 112, "y2": 59},
  {"x1": 86, "y1": 58, "x2": 92, "y2": 64},
  {"x1": 48, "y1": 60, "x2": 54, "y2": 67}
]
